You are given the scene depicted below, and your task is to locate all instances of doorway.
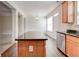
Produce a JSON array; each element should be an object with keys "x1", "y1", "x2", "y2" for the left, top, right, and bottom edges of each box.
[{"x1": 0, "y1": 2, "x2": 13, "y2": 45}]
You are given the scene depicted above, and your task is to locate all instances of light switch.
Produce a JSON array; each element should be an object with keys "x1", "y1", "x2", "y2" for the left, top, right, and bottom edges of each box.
[{"x1": 29, "y1": 45, "x2": 33, "y2": 52}]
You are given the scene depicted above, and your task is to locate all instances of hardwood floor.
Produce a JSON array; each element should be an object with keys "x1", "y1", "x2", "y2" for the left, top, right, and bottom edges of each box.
[
  {"x1": 46, "y1": 36, "x2": 65, "y2": 57},
  {"x1": 2, "y1": 35, "x2": 65, "y2": 57}
]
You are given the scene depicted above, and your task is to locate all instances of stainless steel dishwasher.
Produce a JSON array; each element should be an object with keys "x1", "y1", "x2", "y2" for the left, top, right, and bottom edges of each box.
[{"x1": 57, "y1": 32, "x2": 66, "y2": 54}]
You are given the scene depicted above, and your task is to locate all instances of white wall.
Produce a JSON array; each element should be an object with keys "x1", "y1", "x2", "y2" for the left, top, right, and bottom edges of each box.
[
  {"x1": 4, "y1": 1, "x2": 26, "y2": 38},
  {"x1": 12, "y1": 10, "x2": 18, "y2": 39},
  {"x1": 18, "y1": 14, "x2": 24, "y2": 36},
  {"x1": 1, "y1": 16, "x2": 12, "y2": 33},
  {"x1": 24, "y1": 16, "x2": 46, "y2": 33},
  {"x1": 0, "y1": 15, "x2": 12, "y2": 44},
  {"x1": 24, "y1": 18, "x2": 28, "y2": 32},
  {"x1": 46, "y1": 4, "x2": 74, "y2": 39},
  {"x1": 46, "y1": 6, "x2": 61, "y2": 39},
  {"x1": 6, "y1": 1, "x2": 47, "y2": 34}
]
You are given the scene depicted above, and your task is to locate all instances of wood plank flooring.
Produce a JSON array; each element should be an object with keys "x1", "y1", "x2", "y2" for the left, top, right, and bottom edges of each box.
[{"x1": 46, "y1": 36, "x2": 65, "y2": 57}]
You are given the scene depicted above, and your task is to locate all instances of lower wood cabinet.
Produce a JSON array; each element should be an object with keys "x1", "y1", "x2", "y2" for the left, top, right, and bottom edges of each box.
[
  {"x1": 17, "y1": 40, "x2": 46, "y2": 57},
  {"x1": 66, "y1": 39, "x2": 74, "y2": 57},
  {"x1": 66, "y1": 35, "x2": 79, "y2": 57},
  {"x1": 72, "y1": 43, "x2": 79, "y2": 57},
  {"x1": 18, "y1": 47, "x2": 27, "y2": 57}
]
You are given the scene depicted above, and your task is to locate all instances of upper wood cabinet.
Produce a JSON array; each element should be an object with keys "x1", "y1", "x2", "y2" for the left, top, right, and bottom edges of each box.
[
  {"x1": 62, "y1": 1, "x2": 68, "y2": 23},
  {"x1": 62, "y1": 1, "x2": 75, "y2": 23}
]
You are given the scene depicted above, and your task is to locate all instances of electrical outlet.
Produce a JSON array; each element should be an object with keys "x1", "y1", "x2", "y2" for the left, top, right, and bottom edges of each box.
[{"x1": 29, "y1": 45, "x2": 33, "y2": 52}]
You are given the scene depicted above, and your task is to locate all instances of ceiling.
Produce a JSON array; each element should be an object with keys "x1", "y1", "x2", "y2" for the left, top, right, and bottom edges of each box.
[{"x1": 13, "y1": 1, "x2": 61, "y2": 17}]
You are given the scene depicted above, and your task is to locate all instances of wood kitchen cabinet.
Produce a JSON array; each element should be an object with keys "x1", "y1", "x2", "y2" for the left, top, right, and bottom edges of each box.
[
  {"x1": 16, "y1": 32, "x2": 47, "y2": 57},
  {"x1": 72, "y1": 43, "x2": 79, "y2": 57},
  {"x1": 66, "y1": 37, "x2": 74, "y2": 57},
  {"x1": 66, "y1": 35, "x2": 79, "y2": 57},
  {"x1": 17, "y1": 40, "x2": 46, "y2": 57},
  {"x1": 62, "y1": 1, "x2": 75, "y2": 23},
  {"x1": 62, "y1": 1, "x2": 68, "y2": 23}
]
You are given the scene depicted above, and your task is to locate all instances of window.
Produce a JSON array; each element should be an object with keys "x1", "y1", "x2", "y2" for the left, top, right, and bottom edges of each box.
[
  {"x1": 47, "y1": 16, "x2": 53, "y2": 32},
  {"x1": 77, "y1": 1, "x2": 79, "y2": 25}
]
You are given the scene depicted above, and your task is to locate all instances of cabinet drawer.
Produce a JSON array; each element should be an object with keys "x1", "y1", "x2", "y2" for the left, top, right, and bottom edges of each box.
[
  {"x1": 66, "y1": 35, "x2": 79, "y2": 44},
  {"x1": 18, "y1": 41, "x2": 45, "y2": 47},
  {"x1": 29, "y1": 41, "x2": 45, "y2": 46},
  {"x1": 18, "y1": 41, "x2": 29, "y2": 47}
]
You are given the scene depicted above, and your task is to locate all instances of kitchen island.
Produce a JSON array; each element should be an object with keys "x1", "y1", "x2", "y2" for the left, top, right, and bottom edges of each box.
[{"x1": 15, "y1": 32, "x2": 48, "y2": 57}]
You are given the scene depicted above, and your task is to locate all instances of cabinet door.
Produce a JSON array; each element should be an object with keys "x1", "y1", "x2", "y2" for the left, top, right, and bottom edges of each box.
[
  {"x1": 62, "y1": 1, "x2": 75, "y2": 23},
  {"x1": 28, "y1": 41, "x2": 46, "y2": 57},
  {"x1": 72, "y1": 43, "x2": 79, "y2": 57},
  {"x1": 66, "y1": 39, "x2": 74, "y2": 57},
  {"x1": 18, "y1": 47, "x2": 27, "y2": 57},
  {"x1": 37, "y1": 46, "x2": 46, "y2": 57},
  {"x1": 66, "y1": 35, "x2": 79, "y2": 57},
  {"x1": 66, "y1": 40, "x2": 79, "y2": 57},
  {"x1": 68, "y1": 1, "x2": 75, "y2": 23},
  {"x1": 62, "y1": 1, "x2": 68, "y2": 23}
]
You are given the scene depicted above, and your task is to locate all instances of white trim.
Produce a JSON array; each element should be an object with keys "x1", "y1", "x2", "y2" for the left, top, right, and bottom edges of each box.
[{"x1": 54, "y1": 12, "x2": 59, "y2": 17}]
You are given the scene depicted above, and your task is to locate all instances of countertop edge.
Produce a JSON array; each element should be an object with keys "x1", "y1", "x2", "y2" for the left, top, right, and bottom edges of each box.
[
  {"x1": 57, "y1": 31, "x2": 79, "y2": 38},
  {"x1": 57, "y1": 32, "x2": 66, "y2": 35},
  {"x1": 15, "y1": 39, "x2": 48, "y2": 41}
]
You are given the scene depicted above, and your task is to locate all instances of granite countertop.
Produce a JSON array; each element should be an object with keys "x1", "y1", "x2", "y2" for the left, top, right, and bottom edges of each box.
[
  {"x1": 57, "y1": 31, "x2": 79, "y2": 38},
  {"x1": 0, "y1": 42, "x2": 15, "y2": 56},
  {"x1": 15, "y1": 32, "x2": 48, "y2": 41}
]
